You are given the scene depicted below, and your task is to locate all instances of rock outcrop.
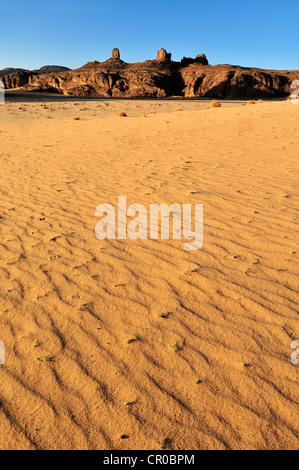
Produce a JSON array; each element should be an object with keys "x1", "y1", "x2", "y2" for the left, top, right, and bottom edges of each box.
[
  {"x1": 195, "y1": 54, "x2": 209, "y2": 65},
  {"x1": 156, "y1": 48, "x2": 172, "y2": 61},
  {"x1": 0, "y1": 65, "x2": 70, "y2": 79},
  {"x1": 2, "y1": 70, "x2": 34, "y2": 88},
  {"x1": 0, "y1": 67, "x2": 25, "y2": 78},
  {"x1": 181, "y1": 54, "x2": 209, "y2": 67},
  {"x1": 34, "y1": 65, "x2": 71, "y2": 74},
  {"x1": 111, "y1": 48, "x2": 120, "y2": 60},
  {"x1": 2, "y1": 50, "x2": 298, "y2": 99}
]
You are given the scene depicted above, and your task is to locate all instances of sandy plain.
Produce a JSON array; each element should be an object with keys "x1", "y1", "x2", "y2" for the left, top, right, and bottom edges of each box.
[{"x1": 0, "y1": 96, "x2": 298, "y2": 449}]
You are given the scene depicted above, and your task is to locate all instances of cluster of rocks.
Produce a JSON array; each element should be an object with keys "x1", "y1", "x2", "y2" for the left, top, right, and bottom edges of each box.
[
  {"x1": 1, "y1": 48, "x2": 297, "y2": 99},
  {"x1": 111, "y1": 47, "x2": 208, "y2": 65}
]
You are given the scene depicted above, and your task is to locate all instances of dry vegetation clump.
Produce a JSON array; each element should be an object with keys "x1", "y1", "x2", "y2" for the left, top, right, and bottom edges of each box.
[{"x1": 210, "y1": 100, "x2": 221, "y2": 108}]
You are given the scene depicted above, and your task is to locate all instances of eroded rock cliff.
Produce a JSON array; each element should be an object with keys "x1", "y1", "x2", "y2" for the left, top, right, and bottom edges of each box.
[{"x1": 1, "y1": 49, "x2": 297, "y2": 99}]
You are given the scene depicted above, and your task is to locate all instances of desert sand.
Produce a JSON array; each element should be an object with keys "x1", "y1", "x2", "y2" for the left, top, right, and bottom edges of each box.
[{"x1": 0, "y1": 97, "x2": 298, "y2": 450}]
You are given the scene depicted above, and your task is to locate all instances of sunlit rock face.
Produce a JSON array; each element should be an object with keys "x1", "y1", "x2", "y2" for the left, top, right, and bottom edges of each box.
[{"x1": 2, "y1": 50, "x2": 296, "y2": 99}]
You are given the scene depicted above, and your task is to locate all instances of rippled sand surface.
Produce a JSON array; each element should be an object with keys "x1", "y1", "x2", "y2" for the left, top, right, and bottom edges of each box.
[{"x1": 0, "y1": 98, "x2": 298, "y2": 449}]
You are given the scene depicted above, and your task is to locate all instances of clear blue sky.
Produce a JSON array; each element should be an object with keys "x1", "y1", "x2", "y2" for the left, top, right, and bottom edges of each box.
[{"x1": 1, "y1": 0, "x2": 298, "y2": 71}]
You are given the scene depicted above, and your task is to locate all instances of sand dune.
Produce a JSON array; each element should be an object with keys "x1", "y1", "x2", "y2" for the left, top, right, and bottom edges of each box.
[{"x1": 0, "y1": 99, "x2": 298, "y2": 450}]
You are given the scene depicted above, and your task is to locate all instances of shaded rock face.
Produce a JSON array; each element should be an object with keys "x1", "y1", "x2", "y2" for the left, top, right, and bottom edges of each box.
[
  {"x1": 0, "y1": 65, "x2": 70, "y2": 78},
  {"x1": 156, "y1": 48, "x2": 172, "y2": 61},
  {"x1": 2, "y1": 53, "x2": 298, "y2": 99},
  {"x1": 181, "y1": 54, "x2": 209, "y2": 67},
  {"x1": 34, "y1": 65, "x2": 70, "y2": 74},
  {"x1": 18, "y1": 65, "x2": 180, "y2": 98},
  {"x1": 180, "y1": 65, "x2": 295, "y2": 99},
  {"x1": 2, "y1": 70, "x2": 34, "y2": 88},
  {"x1": 195, "y1": 54, "x2": 209, "y2": 65},
  {"x1": 0, "y1": 67, "x2": 25, "y2": 77}
]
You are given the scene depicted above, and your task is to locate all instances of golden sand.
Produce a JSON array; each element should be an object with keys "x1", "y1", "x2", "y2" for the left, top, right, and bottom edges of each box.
[{"x1": 0, "y1": 99, "x2": 298, "y2": 450}]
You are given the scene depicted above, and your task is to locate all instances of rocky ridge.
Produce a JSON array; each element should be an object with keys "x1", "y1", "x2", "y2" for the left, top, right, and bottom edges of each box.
[{"x1": 1, "y1": 49, "x2": 297, "y2": 99}]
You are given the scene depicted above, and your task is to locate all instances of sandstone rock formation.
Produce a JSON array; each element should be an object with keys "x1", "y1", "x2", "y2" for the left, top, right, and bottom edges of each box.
[
  {"x1": 156, "y1": 48, "x2": 172, "y2": 61},
  {"x1": 195, "y1": 54, "x2": 209, "y2": 65},
  {"x1": 0, "y1": 67, "x2": 25, "y2": 77},
  {"x1": 2, "y1": 51, "x2": 298, "y2": 99},
  {"x1": 111, "y1": 48, "x2": 120, "y2": 60},
  {"x1": 181, "y1": 54, "x2": 209, "y2": 67},
  {"x1": 34, "y1": 65, "x2": 70, "y2": 74},
  {"x1": 0, "y1": 65, "x2": 70, "y2": 78},
  {"x1": 3, "y1": 70, "x2": 34, "y2": 88}
]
